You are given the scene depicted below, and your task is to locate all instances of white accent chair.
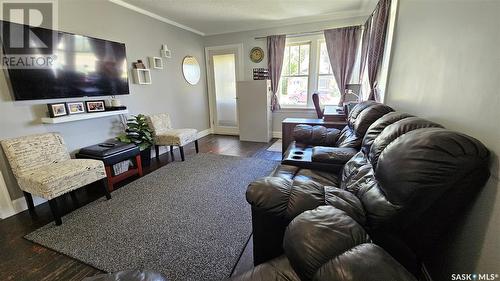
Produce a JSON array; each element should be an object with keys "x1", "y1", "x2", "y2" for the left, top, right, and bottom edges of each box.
[
  {"x1": 1, "y1": 132, "x2": 110, "y2": 225},
  {"x1": 146, "y1": 113, "x2": 199, "y2": 161}
]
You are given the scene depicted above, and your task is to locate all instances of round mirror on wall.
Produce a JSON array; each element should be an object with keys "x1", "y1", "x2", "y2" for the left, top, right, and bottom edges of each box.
[{"x1": 182, "y1": 56, "x2": 201, "y2": 85}]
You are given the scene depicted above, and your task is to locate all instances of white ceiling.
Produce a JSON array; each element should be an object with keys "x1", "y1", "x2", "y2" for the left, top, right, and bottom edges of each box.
[{"x1": 115, "y1": 0, "x2": 378, "y2": 36}]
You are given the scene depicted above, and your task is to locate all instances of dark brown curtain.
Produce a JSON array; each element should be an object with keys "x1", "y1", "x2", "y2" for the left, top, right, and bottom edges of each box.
[
  {"x1": 324, "y1": 26, "x2": 361, "y2": 106},
  {"x1": 364, "y1": 0, "x2": 392, "y2": 101},
  {"x1": 267, "y1": 35, "x2": 286, "y2": 111}
]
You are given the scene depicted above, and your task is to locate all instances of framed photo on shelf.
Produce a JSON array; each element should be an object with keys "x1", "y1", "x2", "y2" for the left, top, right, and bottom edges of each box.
[
  {"x1": 47, "y1": 103, "x2": 68, "y2": 118},
  {"x1": 85, "y1": 100, "x2": 106, "y2": 113},
  {"x1": 67, "y1": 101, "x2": 86, "y2": 115}
]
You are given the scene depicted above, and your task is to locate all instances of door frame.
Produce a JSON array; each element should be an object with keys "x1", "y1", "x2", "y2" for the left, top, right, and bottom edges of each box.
[{"x1": 205, "y1": 44, "x2": 244, "y2": 135}]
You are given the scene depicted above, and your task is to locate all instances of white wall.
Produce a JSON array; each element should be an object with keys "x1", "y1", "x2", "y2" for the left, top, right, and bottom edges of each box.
[
  {"x1": 385, "y1": 0, "x2": 500, "y2": 279},
  {"x1": 0, "y1": 0, "x2": 210, "y2": 201},
  {"x1": 203, "y1": 17, "x2": 368, "y2": 132}
]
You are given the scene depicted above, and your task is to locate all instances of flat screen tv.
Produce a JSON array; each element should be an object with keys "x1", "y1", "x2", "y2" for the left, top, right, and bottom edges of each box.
[{"x1": 1, "y1": 21, "x2": 129, "y2": 100}]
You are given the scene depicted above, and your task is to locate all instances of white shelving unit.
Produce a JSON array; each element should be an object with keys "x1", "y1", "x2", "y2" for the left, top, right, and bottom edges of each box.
[
  {"x1": 132, "y1": 69, "x2": 152, "y2": 84},
  {"x1": 41, "y1": 109, "x2": 128, "y2": 124},
  {"x1": 148, "y1": 57, "x2": 163, "y2": 69}
]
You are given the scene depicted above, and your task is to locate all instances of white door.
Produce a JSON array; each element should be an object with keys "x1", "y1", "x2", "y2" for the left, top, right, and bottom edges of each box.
[{"x1": 206, "y1": 45, "x2": 243, "y2": 135}]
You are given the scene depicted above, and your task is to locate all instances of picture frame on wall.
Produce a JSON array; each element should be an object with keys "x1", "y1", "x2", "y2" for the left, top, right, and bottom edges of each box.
[
  {"x1": 67, "y1": 101, "x2": 86, "y2": 115},
  {"x1": 85, "y1": 100, "x2": 106, "y2": 113},
  {"x1": 47, "y1": 103, "x2": 68, "y2": 118}
]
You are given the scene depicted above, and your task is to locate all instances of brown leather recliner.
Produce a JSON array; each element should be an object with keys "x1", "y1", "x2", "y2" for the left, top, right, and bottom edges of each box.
[
  {"x1": 234, "y1": 112, "x2": 490, "y2": 281},
  {"x1": 283, "y1": 101, "x2": 394, "y2": 172}
]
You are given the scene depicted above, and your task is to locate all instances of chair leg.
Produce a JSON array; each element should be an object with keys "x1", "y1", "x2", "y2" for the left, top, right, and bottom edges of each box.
[
  {"x1": 179, "y1": 146, "x2": 185, "y2": 161},
  {"x1": 48, "y1": 199, "x2": 62, "y2": 226},
  {"x1": 69, "y1": 191, "x2": 79, "y2": 208},
  {"x1": 135, "y1": 154, "x2": 143, "y2": 177},
  {"x1": 23, "y1": 191, "x2": 35, "y2": 214},
  {"x1": 155, "y1": 145, "x2": 160, "y2": 159},
  {"x1": 170, "y1": 146, "x2": 175, "y2": 161},
  {"x1": 101, "y1": 178, "x2": 112, "y2": 200},
  {"x1": 195, "y1": 140, "x2": 199, "y2": 153}
]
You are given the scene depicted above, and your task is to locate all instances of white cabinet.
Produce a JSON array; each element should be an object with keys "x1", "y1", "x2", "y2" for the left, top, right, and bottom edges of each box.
[{"x1": 236, "y1": 80, "x2": 272, "y2": 142}]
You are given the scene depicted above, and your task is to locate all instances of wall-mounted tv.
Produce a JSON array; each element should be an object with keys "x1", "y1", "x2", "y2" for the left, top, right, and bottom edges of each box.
[{"x1": 1, "y1": 21, "x2": 129, "y2": 100}]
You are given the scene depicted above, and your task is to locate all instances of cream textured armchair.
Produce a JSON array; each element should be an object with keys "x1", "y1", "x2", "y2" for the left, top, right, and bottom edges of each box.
[
  {"x1": 1, "y1": 132, "x2": 110, "y2": 225},
  {"x1": 146, "y1": 113, "x2": 199, "y2": 161}
]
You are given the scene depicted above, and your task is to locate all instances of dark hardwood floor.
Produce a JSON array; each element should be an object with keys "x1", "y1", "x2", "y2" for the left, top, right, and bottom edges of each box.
[{"x1": 0, "y1": 134, "x2": 281, "y2": 281}]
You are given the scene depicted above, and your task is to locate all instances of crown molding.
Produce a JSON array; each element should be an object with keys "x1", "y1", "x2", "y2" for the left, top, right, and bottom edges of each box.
[{"x1": 108, "y1": 0, "x2": 205, "y2": 36}]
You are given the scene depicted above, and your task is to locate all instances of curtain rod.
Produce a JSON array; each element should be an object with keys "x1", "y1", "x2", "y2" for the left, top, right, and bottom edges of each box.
[{"x1": 254, "y1": 24, "x2": 363, "y2": 40}]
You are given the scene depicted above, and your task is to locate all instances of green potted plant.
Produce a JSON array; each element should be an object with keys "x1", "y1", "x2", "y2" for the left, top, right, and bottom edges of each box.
[{"x1": 117, "y1": 114, "x2": 154, "y2": 166}]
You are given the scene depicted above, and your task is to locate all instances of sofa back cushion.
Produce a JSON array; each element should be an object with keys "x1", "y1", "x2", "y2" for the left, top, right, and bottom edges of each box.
[
  {"x1": 337, "y1": 101, "x2": 394, "y2": 148},
  {"x1": 361, "y1": 111, "x2": 414, "y2": 154},
  {"x1": 368, "y1": 117, "x2": 443, "y2": 168},
  {"x1": 1, "y1": 132, "x2": 70, "y2": 177},
  {"x1": 341, "y1": 118, "x2": 489, "y2": 233}
]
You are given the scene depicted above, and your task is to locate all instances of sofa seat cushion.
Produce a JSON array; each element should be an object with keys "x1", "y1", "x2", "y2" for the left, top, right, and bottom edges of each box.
[
  {"x1": 271, "y1": 164, "x2": 339, "y2": 187},
  {"x1": 312, "y1": 146, "x2": 358, "y2": 165},
  {"x1": 154, "y1": 128, "x2": 197, "y2": 146},
  {"x1": 17, "y1": 159, "x2": 106, "y2": 200},
  {"x1": 247, "y1": 164, "x2": 345, "y2": 221}
]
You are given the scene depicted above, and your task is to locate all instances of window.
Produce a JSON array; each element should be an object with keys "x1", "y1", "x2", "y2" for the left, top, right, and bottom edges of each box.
[
  {"x1": 317, "y1": 42, "x2": 341, "y2": 105},
  {"x1": 279, "y1": 43, "x2": 310, "y2": 107},
  {"x1": 277, "y1": 37, "x2": 342, "y2": 109}
]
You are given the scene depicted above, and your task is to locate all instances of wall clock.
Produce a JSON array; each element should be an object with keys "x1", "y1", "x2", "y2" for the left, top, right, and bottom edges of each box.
[{"x1": 250, "y1": 47, "x2": 264, "y2": 63}]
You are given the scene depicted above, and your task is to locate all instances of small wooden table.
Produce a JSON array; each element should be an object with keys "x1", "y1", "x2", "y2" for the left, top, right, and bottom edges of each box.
[{"x1": 281, "y1": 117, "x2": 347, "y2": 154}]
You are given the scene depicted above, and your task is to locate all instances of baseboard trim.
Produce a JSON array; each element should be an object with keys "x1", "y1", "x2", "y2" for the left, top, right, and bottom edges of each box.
[
  {"x1": 10, "y1": 196, "x2": 47, "y2": 216},
  {"x1": 3, "y1": 129, "x2": 216, "y2": 219},
  {"x1": 272, "y1": 131, "x2": 282, "y2": 139},
  {"x1": 197, "y1": 128, "x2": 213, "y2": 139}
]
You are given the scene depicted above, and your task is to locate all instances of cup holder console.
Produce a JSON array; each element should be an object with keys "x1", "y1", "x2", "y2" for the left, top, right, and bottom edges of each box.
[{"x1": 284, "y1": 147, "x2": 311, "y2": 163}]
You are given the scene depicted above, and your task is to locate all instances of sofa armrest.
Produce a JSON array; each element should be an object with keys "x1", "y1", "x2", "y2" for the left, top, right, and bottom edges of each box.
[
  {"x1": 283, "y1": 206, "x2": 416, "y2": 281},
  {"x1": 293, "y1": 125, "x2": 340, "y2": 146},
  {"x1": 311, "y1": 147, "x2": 358, "y2": 165},
  {"x1": 246, "y1": 177, "x2": 325, "y2": 220},
  {"x1": 246, "y1": 176, "x2": 327, "y2": 264},
  {"x1": 312, "y1": 243, "x2": 417, "y2": 281}
]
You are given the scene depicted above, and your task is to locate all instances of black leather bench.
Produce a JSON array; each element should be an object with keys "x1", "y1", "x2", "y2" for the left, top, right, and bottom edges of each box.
[{"x1": 76, "y1": 140, "x2": 143, "y2": 191}]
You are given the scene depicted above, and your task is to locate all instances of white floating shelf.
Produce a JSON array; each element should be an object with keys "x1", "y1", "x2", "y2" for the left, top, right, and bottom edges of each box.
[
  {"x1": 149, "y1": 56, "x2": 163, "y2": 69},
  {"x1": 132, "y1": 68, "x2": 152, "y2": 84},
  {"x1": 41, "y1": 109, "x2": 129, "y2": 124}
]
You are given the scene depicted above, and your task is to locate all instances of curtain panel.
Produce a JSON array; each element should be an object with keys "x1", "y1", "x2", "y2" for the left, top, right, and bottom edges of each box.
[
  {"x1": 267, "y1": 35, "x2": 286, "y2": 111},
  {"x1": 324, "y1": 26, "x2": 361, "y2": 106},
  {"x1": 364, "y1": 0, "x2": 392, "y2": 101},
  {"x1": 359, "y1": 17, "x2": 372, "y2": 94}
]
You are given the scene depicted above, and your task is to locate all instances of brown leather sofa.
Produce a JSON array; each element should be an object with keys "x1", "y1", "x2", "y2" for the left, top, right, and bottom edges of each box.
[
  {"x1": 231, "y1": 112, "x2": 490, "y2": 281},
  {"x1": 282, "y1": 101, "x2": 393, "y2": 172}
]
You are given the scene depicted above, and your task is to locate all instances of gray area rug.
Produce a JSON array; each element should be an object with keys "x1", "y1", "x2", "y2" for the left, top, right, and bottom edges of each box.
[{"x1": 25, "y1": 153, "x2": 277, "y2": 281}]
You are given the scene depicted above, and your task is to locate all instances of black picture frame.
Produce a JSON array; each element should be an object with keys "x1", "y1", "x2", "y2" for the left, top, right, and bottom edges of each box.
[
  {"x1": 47, "y1": 103, "x2": 68, "y2": 118},
  {"x1": 66, "y1": 101, "x2": 86, "y2": 115},
  {"x1": 85, "y1": 100, "x2": 106, "y2": 113}
]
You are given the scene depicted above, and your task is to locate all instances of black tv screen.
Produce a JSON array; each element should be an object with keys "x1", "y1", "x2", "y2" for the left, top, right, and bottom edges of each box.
[{"x1": 1, "y1": 21, "x2": 129, "y2": 100}]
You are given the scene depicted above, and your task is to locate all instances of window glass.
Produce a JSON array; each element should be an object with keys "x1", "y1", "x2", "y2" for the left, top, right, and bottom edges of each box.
[
  {"x1": 279, "y1": 43, "x2": 310, "y2": 107},
  {"x1": 317, "y1": 42, "x2": 340, "y2": 105}
]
